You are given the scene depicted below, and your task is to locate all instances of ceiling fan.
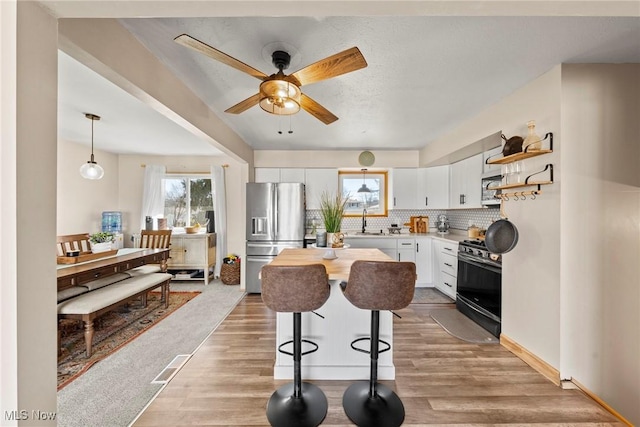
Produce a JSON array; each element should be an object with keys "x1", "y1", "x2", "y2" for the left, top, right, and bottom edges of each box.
[{"x1": 174, "y1": 34, "x2": 368, "y2": 124}]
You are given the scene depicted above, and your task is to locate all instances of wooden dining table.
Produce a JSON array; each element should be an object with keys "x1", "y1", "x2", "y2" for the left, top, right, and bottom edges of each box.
[{"x1": 267, "y1": 247, "x2": 398, "y2": 381}]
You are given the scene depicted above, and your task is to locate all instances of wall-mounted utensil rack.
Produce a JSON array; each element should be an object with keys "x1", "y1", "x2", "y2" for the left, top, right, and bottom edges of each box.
[
  {"x1": 488, "y1": 163, "x2": 554, "y2": 200},
  {"x1": 486, "y1": 132, "x2": 554, "y2": 165}
]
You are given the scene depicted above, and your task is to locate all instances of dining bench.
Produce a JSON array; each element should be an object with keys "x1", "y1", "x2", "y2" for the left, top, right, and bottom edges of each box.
[{"x1": 57, "y1": 272, "x2": 172, "y2": 357}]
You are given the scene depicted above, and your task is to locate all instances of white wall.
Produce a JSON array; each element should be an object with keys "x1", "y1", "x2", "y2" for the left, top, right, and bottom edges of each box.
[
  {"x1": 57, "y1": 140, "x2": 120, "y2": 235},
  {"x1": 422, "y1": 66, "x2": 563, "y2": 368},
  {"x1": 116, "y1": 155, "x2": 246, "y2": 261},
  {"x1": 560, "y1": 64, "x2": 640, "y2": 424},
  {"x1": 1, "y1": 2, "x2": 58, "y2": 424}
]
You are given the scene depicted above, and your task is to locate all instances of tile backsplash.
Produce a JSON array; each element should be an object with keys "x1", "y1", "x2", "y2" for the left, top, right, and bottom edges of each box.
[{"x1": 307, "y1": 206, "x2": 501, "y2": 233}]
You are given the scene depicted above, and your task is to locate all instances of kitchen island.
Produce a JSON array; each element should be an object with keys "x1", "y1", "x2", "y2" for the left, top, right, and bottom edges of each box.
[{"x1": 268, "y1": 247, "x2": 396, "y2": 380}]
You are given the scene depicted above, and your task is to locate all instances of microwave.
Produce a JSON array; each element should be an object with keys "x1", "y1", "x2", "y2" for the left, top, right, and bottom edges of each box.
[{"x1": 481, "y1": 175, "x2": 502, "y2": 206}]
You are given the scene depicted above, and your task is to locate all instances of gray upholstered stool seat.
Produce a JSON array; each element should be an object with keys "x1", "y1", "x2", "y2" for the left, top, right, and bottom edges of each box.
[
  {"x1": 261, "y1": 264, "x2": 331, "y2": 427},
  {"x1": 341, "y1": 260, "x2": 416, "y2": 427}
]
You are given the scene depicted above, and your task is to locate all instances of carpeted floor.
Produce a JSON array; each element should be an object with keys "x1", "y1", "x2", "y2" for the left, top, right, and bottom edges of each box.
[
  {"x1": 57, "y1": 291, "x2": 200, "y2": 390},
  {"x1": 411, "y1": 287, "x2": 455, "y2": 304},
  {"x1": 56, "y1": 279, "x2": 246, "y2": 427}
]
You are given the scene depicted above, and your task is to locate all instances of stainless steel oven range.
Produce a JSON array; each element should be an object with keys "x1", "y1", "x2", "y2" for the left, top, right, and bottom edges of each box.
[{"x1": 456, "y1": 239, "x2": 502, "y2": 338}]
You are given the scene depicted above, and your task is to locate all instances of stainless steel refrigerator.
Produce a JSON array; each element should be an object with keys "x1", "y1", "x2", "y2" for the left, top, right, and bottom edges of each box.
[{"x1": 245, "y1": 182, "x2": 306, "y2": 293}]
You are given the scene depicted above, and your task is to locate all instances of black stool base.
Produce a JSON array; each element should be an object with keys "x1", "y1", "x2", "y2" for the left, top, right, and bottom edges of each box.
[
  {"x1": 342, "y1": 381, "x2": 405, "y2": 427},
  {"x1": 266, "y1": 382, "x2": 328, "y2": 427}
]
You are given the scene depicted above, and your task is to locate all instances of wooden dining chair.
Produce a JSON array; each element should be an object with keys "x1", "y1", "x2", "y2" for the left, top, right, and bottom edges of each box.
[
  {"x1": 56, "y1": 233, "x2": 91, "y2": 256},
  {"x1": 139, "y1": 229, "x2": 172, "y2": 249},
  {"x1": 128, "y1": 230, "x2": 172, "y2": 276}
]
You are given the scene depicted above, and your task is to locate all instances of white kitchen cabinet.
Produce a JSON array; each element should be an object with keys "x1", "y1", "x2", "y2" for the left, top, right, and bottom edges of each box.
[
  {"x1": 254, "y1": 168, "x2": 305, "y2": 183},
  {"x1": 391, "y1": 168, "x2": 417, "y2": 209},
  {"x1": 432, "y1": 238, "x2": 458, "y2": 299},
  {"x1": 168, "y1": 233, "x2": 217, "y2": 285},
  {"x1": 417, "y1": 166, "x2": 449, "y2": 209},
  {"x1": 449, "y1": 153, "x2": 483, "y2": 208},
  {"x1": 414, "y1": 236, "x2": 433, "y2": 287},
  {"x1": 397, "y1": 238, "x2": 416, "y2": 263},
  {"x1": 344, "y1": 237, "x2": 398, "y2": 264},
  {"x1": 254, "y1": 168, "x2": 280, "y2": 183},
  {"x1": 279, "y1": 168, "x2": 305, "y2": 183},
  {"x1": 305, "y1": 168, "x2": 338, "y2": 209}
]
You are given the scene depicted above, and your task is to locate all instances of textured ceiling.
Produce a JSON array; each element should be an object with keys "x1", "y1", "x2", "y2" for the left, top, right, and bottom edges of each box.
[{"x1": 59, "y1": 14, "x2": 640, "y2": 155}]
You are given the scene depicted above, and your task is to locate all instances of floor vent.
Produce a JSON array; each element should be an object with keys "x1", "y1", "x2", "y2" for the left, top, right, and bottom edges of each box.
[{"x1": 151, "y1": 354, "x2": 191, "y2": 384}]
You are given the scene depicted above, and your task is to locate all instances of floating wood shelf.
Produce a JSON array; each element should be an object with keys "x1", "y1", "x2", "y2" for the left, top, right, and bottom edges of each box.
[
  {"x1": 487, "y1": 149, "x2": 553, "y2": 164},
  {"x1": 486, "y1": 132, "x2": 554, "y2": 165},
  {"x1": 487, "y1": 163, "x2": 554, "y2": 199},
  {"x1": 489, "y1": 180, "x2": 553, "y2": 191}
]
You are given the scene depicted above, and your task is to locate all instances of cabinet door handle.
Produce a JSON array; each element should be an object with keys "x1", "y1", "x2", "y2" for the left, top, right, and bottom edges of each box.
[
  {"x1": 397, "y1": 254, "x2": 400, "y2": 261},
  {"x1": 444, "y1": 262, "x2": 453, "y2": 267},
  {"x1": 444, "y1": 247, "x2": 453, "y2": 251},
  {"x1": 416, "y1": 243, "x2": 419, "y2": 252},
  {"x1": 444, "y1": 282, "x2": 452, "y2": 287},
  {"x1": 393, "y1": 197, "x2": 396, "y2": 207}
]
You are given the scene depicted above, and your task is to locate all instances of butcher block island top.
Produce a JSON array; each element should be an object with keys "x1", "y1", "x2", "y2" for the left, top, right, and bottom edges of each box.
[
  {"x1": 269, "y1": 247, "x2": 394, "y2": 281},
  {"x1": 268, "y1": 247, "x2": 398, "y2": 380}
]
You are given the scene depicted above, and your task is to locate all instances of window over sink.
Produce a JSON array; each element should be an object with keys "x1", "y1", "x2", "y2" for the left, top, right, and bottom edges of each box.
[{"x1": 338, "y1": 170, "x2": 388, "y2": 217}]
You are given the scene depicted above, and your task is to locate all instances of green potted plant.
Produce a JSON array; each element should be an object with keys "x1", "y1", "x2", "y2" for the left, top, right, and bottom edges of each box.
[
  {"x1": 89, "y1": 231, "x2": 115, "y2": 253},
  {"x1": 319, "y1": 190, "x2": 348, "y2": 246}
]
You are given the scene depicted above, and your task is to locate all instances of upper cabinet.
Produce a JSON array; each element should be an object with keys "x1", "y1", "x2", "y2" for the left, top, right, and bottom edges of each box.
[
  {"x1": 254, "y1": 168, "x2": 281, "y2": 183},
  {"x1": 305, "y1": 169, "x2": 338, "y2": 209},
  {"x1": 417, "y1": 166, "x2": 449, "y2": 209},
  {"x1": 391, "y1": 168, "x2": 418, "y2": 209},
  {"x1": 449, "y1": 153, "x2": 483, "y2": 208},
  {"x1": 255, "y1": 168, "x2": 305, "y2": 183}
]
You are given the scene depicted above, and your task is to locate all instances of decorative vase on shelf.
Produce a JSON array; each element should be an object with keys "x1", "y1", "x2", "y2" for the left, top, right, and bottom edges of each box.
[{"x1": 523, "y1": 120, "x2": 542, "y2": 151}]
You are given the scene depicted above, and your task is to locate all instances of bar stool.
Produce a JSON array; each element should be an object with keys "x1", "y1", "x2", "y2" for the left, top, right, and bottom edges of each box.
[
  {"x1": 340, "y1": 260, "x2": 416, "y2": 427},
  {"x1": 261, "y1": 264, "x2": 331, "y2": 427}
]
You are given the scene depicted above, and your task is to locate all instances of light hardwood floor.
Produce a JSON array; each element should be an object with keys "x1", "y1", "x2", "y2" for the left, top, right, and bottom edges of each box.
[{"x1": 134, "y1": 295, "x2": 622, "y2": 426}]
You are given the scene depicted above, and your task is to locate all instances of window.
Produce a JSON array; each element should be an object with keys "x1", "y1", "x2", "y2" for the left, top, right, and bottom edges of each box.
[
  {"x1": 338, "y1": 170, "x2": 388, "y2": 217},
  {"x1": 163, "y1": 175, "x2": 213, "y2": 227}
]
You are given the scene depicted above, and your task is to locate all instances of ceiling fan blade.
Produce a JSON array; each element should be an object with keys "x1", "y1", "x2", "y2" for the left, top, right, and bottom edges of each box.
[
  {"x1": 300, "y1": 93, "x2": 338, "y2": 125},
  {"x1": 174, "y1": 34, "x2": 267, "y2": 80},
  {"x1": 225, "y1": 93, "x2": 261, "y2": 114},
  {"x1": 291, "y1": 47, "x2": 367, "y2": 87}
]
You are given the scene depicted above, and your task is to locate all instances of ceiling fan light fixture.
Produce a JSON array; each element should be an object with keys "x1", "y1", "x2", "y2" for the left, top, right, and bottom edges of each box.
[
  {"x1": 259, "y1": 79, "x2": 301, "y2": 115},
  {"x1": 79, "y1": 113, "x2": 104, "y2": 180}
]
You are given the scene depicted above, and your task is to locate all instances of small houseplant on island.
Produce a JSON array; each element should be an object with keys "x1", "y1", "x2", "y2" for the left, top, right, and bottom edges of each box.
[
  {"x1": 89, "y1": 232, "x2": 115, "y2": 253},
  {"x1": 319, "y1": 191, "x2": 348, "y2": 247}
]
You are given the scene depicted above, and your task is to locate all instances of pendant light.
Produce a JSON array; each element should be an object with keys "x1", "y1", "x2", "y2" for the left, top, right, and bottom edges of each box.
[
  {"x1": 357, "y1": 168, "x2": 371, "y2": 193},
  {"x1": 79, "y1": 113, "x2": 104, "y2": 180}
]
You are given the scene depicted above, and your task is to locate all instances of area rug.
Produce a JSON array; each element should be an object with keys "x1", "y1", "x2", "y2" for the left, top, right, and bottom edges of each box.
[
  {"x1": 57, "y1": 291, "x2": 200, "y2": 390},
  {"x1": 411, "y1": 287, "x2": 455, "y2": 304},
  {"x1": 430, "y1": 308, "x2": 499, "y2": 344}
]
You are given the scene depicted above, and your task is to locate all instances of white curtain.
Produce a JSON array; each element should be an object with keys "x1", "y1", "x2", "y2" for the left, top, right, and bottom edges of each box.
[
  {"x1": 211, "y1": 165, "x2": 227, "y2": 278},
  {"x1": 140, "y1": 164, "x2": 166, "y2": 230}
]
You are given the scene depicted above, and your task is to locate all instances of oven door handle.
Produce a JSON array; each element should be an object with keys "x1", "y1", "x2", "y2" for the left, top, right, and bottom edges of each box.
[{"x1": 457, "y1": 252, "x2": 502, "y2": 273}]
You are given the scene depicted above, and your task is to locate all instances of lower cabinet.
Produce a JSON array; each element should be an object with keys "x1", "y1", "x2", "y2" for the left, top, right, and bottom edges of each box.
[
  {"x1": 414, "y1": 237, "x2": 433, "y2": 287},
  {"x1": 344, "y1": 236, "x2": 433, "y2": 288},
  {"x1": 432, "y1": 238, "x2": 458, "y2": 299},
  {"x1": 168, "y1": 233, "x2": 217, "y2": 284}
]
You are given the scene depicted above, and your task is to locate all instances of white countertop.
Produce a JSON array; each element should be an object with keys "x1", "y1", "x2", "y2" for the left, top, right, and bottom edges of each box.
[{"x1": 306, "y1": 230, "x2": 468, "y2": 243}]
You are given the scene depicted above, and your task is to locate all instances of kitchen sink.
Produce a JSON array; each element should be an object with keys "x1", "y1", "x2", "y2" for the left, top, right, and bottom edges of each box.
[{"x1": 354, "y1": 231, "x2": 387, "y2": 236}]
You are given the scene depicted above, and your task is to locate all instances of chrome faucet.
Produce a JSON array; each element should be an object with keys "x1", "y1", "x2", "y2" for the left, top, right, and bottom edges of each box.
[{"x1": 361, "y1": 208, "x2": 367, "y2": 233}]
